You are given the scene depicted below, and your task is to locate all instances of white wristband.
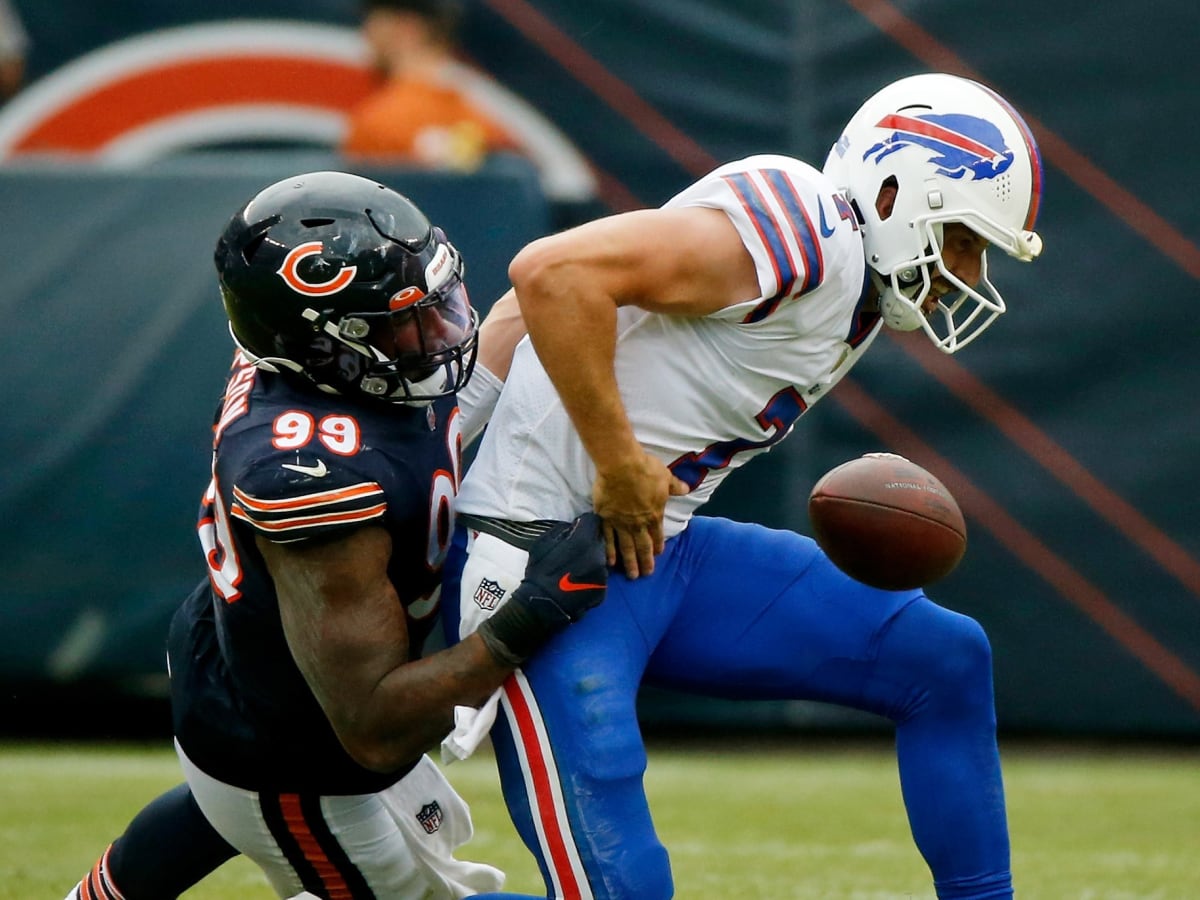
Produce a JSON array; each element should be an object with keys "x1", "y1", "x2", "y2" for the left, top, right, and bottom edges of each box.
[{"x1": 458, "y1": 360, "x2": 504, "y2": 447}]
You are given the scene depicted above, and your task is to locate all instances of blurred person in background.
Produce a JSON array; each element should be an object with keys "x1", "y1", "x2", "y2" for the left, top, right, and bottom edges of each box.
[
  {"x1": 344, "y1": 0, "x2": 516, "y2": 171},
  {"x1": 0, "y1": 0, "x2": 28, "y2": 102},
  {"x1": 64, "y1": 170, "x2": 608, "y2": 900},
  {"x1": 342, "y1": 0, "x2": 599, "y2": 226}
]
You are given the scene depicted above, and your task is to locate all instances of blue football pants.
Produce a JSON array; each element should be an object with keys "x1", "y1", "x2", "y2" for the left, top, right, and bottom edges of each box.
[{"x1": 445, "y1": 515, "x2": 1011, "y2": 900}]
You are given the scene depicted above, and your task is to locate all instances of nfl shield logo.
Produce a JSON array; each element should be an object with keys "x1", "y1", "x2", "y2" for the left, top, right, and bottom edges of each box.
[
  {"x1": 417, "y1": 800, "x2": 443, "y2": 834},
  {"x1": 473, "y1": 578, "x2": 506, "y2": 611}
]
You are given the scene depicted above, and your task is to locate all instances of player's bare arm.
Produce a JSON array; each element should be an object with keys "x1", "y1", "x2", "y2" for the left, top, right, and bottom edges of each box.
[
  {"x1": 509, "y1": 206, "x2": 760, "y2": 577},
  {"x1": 475, "y1": 288, "x2": 527, "y2": 380},
  {"x1": 262, "y1": 526, "x2": 510, "y2": 772},
  {"x1": 262, "y1": 512, "x2": 608, "y2": 773}
]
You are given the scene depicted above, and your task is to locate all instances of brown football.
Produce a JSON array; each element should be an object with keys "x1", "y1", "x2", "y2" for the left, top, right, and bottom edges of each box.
[{"x1": 807, "y1": 453, "x2": 967, "y2": 591}]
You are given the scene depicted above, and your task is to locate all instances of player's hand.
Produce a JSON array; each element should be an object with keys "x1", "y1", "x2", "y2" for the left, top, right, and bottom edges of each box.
[
  {"x1": 593, "y1": 451, "x2": 690, "y2": 579},
  {"x1": 477, "y1": 513, "x2": 608, "y2": 666}
]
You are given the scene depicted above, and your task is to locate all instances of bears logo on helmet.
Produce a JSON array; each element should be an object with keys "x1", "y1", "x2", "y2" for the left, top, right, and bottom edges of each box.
[{"x1": 277, "y1": 241, "x2": 359, "y2": 297}]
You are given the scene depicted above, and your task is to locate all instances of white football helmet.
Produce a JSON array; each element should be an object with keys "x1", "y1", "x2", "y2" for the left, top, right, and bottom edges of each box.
[{"x1": 823, "y1": 73, "x2": 1044, "y2": 353}]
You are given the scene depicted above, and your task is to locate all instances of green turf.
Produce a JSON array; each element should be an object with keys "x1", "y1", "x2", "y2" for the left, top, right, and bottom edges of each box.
[{"x1": 4, "y1": 739, "x2": 1197, "y2": 899}]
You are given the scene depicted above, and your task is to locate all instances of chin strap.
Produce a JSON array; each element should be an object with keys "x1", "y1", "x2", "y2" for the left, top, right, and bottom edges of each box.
[{"x1": 873, "y1": 272, "x2": 925, "y2": 332}]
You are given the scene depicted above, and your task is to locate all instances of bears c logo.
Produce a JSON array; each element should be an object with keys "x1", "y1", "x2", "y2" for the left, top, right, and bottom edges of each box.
[{"x1": 277, "y1": 241, "x2": 357, "y2": 297}]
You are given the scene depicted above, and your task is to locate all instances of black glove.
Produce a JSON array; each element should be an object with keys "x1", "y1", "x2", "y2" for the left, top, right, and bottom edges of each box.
[{"x1": 477, "y1": 512, "x2": 608, "y2": 667}]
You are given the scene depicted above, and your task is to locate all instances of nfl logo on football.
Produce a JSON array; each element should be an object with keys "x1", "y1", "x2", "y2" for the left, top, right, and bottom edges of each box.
[
  {"x1": 416, "y1": 801, "x2": 443, "y2": 834},
  {"x1": 473, "y1": 578, "x2": 505, "y2": 611}
]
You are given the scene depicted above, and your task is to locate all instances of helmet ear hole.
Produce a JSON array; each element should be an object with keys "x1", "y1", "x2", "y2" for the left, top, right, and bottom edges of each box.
[{"x1": 875, "y1": 176, "x2": 899, "y2": 221}]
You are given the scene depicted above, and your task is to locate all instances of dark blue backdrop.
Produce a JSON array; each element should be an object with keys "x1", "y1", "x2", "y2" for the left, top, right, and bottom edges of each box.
[{"x1": 3, "y1": 0, "x2": 1198, "y2": 735}]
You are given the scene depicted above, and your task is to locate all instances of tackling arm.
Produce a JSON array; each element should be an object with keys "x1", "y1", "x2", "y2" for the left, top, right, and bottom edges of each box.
[
  {"x1": 263, "y1": 526, "x2": 507, "y2": 772},
  {"x1": 261, "y1": 513, "x2": 607, "y2": 774},
  {"x1": 457, "y1": 289, "x2": 528, "y2": 446}
]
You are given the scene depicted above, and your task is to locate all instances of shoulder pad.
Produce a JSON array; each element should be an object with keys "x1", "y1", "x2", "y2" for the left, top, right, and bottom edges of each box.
[{"x1": 230, "y1": 456, "x2": 386, "y2": 543}]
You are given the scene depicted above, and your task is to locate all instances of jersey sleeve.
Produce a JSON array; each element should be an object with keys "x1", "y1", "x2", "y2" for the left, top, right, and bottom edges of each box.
[
  {"x1": 666, "y1": 155, "x2": 831, "y2": 324},
  {"x1": 229, "y1": 457, "x2": 387, "y2": 544}
]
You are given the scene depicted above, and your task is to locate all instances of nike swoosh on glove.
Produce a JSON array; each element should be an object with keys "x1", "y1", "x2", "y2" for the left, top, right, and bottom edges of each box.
[{"x1": 477, "y1": 512, "x2": 608, "y2": 666}]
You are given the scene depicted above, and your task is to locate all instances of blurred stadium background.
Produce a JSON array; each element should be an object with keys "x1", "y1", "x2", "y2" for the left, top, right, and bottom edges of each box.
[{"x1": 1, "y1": 0, "x2": 1197, "y2": 751}]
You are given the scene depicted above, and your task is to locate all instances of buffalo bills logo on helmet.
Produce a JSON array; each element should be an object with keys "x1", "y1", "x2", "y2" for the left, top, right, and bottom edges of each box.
[
  {"x1": 277, "y1": 241, "x2": 358, "y2": 297},
  {"x1": 864, "y1": 113, "x2": 1014, "y2": 181}
]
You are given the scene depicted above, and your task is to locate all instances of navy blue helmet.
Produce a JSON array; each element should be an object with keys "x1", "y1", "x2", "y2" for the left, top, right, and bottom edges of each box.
[{"x1": 215, "y1": 171, "x2": 477, "y2": 403}]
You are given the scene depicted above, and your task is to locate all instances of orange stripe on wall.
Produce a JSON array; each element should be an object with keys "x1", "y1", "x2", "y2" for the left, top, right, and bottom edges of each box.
[
  {"x1": 15, "y1": 56, "x2": 374, "y2": 152},
  {"x1": 839, "y1": 0, "x2": 1200, "y2": 282},
  {"x1": 892, "y1": 332, "x2": 1200, "y2": 601},
  {"x1": 832, "y1": 377, "x2": 1200, "y2": 713},
  {"x1": 481, "y1": 0, "x2": 719, "y2": 178}
]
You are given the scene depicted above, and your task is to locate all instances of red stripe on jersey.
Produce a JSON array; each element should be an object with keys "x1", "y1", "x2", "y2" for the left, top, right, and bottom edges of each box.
[
  {"x1": 503, "y1": 675, "x2": 585, "y2": 899},
  {"x1": 721, "y1": 172, "x2": 797, "y2": 302},
  {"x1": 278, "y1": 794, "x2": 354, "y2": 899},
  {"x1": 763, "y1": 169, "x2": 824, "y2": 295}
]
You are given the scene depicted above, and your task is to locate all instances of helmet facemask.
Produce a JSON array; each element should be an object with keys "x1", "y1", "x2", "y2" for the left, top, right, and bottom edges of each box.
[{"x1": 304, "y1": 257, "x2": 480, "y2": 404}]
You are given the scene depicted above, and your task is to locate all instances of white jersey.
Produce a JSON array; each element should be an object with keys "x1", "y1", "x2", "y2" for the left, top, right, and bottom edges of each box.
[{"x1": 458, "y1": 154, "x2": 883, "y2": 537}]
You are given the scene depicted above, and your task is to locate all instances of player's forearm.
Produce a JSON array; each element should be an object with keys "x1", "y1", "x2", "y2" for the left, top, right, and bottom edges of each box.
[
  {"x1": 344, "y1": 635, "x2": 512, "y2": 772},
  {"x1": 514, "y1": 274, "x2": 641, "y2": 472}
]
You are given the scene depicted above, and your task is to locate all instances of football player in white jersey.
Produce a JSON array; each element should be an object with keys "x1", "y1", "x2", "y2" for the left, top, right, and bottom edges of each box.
[{"x1": 444, "y1": 72, "x2": 1043, "y2": 899}]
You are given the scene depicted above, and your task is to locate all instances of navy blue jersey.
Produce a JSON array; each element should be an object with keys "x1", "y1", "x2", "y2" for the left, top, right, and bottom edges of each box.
[{"x1": 170, "y1": 352, "x2": 462, "y2": 793}]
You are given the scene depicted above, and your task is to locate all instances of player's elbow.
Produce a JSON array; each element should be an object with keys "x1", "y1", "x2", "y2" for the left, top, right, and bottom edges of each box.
[
  {"x1": 326, "y1": 704, "x2": 435, "y2": 774},
  {"x1": 336, "y1": 727, "x2": 428, "y2": 775},
  {"x1": 508, "y1": 237, "x2": 574, "y2": 312}
]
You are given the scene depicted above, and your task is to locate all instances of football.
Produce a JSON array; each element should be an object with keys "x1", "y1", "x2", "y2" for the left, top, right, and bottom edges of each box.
[{"x1": 807, "y1": 453, "x2": 966, "y2": 591}]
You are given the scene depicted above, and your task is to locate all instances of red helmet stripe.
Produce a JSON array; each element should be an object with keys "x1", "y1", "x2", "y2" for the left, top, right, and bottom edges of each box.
[{"x1": 875, "y1": 113, "x2": 1002, "y2": 162}]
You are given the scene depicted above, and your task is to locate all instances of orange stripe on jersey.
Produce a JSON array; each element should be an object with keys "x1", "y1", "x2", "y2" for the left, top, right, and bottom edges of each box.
[
  {"x1": 230, "y1": 503, "x2": 387, "y2": 532},
  {"x1": 232, "y1": 482, "x2": 383, "y2": 511},
  {"x1": 278, "y1": 794, "x2": 354, "y2": 900}
]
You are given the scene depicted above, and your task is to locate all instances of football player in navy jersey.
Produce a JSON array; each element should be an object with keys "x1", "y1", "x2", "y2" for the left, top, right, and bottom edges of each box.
[{"x1": 65, "y1": 171, "x2": 607, "y2": 900}]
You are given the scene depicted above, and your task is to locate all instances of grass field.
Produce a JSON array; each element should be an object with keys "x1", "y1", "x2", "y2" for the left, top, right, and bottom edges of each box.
[{"x1": 3, "y1": 737, "x2": 1198, "y2": 899}]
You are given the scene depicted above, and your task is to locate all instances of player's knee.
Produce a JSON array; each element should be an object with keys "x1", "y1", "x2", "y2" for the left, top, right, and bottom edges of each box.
[
  {"x1": 886, "y1": 602, "x2": 995, "y2": 720},
  {"x1": 927, "y1": 610, "x2": 993, "y2": 688}
]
